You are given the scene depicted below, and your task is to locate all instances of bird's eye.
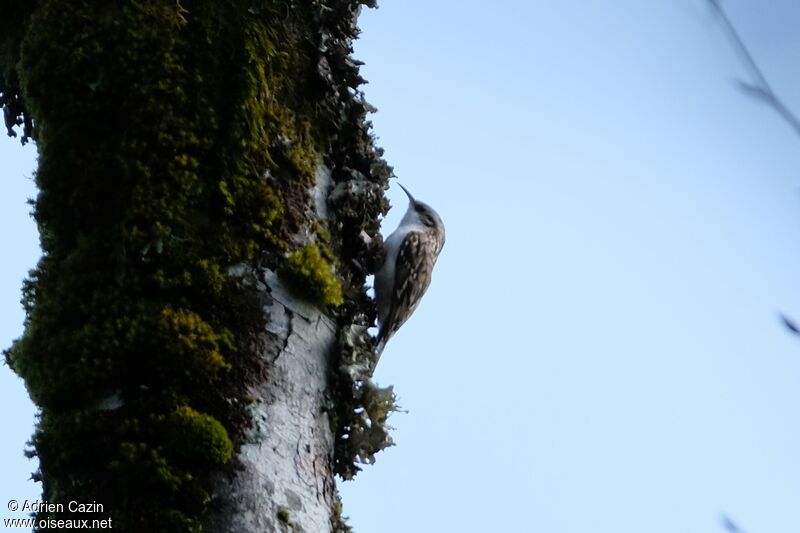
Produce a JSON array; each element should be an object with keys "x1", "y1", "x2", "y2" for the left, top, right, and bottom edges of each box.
[{"x1": 415, "y1": 205, "x2": 436, "y2": 227}]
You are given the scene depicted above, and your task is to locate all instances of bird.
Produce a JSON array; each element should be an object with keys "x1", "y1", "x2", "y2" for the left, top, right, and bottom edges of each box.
[{"x1": 374, "y1": 183, "x2": 445, "y2": 358}]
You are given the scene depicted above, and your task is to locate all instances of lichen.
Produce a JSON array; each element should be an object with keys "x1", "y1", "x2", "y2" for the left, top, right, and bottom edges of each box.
[
  {"x1": 332, "y1": 377, "x2": 400, "y2": 479},
  {"x1": 331, "y1": 494, "x2": 353, "y2": 533},
  {"x1": 0, "y1": 1, "x2": 35, "y2": 142}
]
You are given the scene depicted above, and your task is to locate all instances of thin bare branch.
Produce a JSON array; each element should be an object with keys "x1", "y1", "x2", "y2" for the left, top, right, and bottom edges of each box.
[
  {"x1": 721, "y1": 514, "x2": 746, "y2": 533},
  {"x1": 780, "y1": 313, "x2": 800, "y2": 336},
  {"x1": 707, "y1": 0, "x2": 800, "y2": 138}
]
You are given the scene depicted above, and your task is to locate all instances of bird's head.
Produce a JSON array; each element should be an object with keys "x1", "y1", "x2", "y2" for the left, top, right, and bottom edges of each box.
[{"x1": 398, "y1": 183, "x2": 446, "y2": 252}]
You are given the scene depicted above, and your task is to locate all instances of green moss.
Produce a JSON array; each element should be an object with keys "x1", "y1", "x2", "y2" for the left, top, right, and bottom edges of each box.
[
  {"x1": 276, "y1": 506, "x2": 291, "y2": 524},
  {"x1": 158, "y1": 307, "x2": 232, "y2": 382},
  {"x1": 280, "y1": 242, "x2": 344, "y2": 307},
  {"x1": 166, "y1": 406, "x2": 233, "y2": 465}
]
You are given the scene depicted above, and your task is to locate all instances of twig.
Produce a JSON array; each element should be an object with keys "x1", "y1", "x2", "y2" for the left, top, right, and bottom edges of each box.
[{"x1": 707, "y1": 0, "x2": 800, "y2": 138}]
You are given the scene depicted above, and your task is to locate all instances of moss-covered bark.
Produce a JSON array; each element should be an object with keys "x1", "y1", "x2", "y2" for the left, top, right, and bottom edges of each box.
[{"x1": 1, "y1": 0, "x2": 391, "y2": 531}]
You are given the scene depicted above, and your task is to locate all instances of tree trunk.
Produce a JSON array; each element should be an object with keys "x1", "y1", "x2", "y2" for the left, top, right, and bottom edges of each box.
[
  {"x1": 1, "y1": 1, "x2": 394, "y2": 531},
  {"x1": 204, "y1": 189, "x2": 340, "y2": 532}
]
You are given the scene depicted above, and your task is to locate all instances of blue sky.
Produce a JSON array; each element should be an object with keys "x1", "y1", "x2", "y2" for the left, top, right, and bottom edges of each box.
[{"x1": 2, "y1": 1, "x2": 800, "y2": 532}]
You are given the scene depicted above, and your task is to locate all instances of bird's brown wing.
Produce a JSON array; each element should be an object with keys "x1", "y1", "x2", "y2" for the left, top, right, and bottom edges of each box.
[{"x1": 377, "y1": 230, "x2": 437, "y2": 347}]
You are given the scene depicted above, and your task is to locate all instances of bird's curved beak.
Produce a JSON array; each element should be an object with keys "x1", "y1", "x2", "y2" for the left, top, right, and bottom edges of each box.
[{"x1": 397, "y1": 183, "x2": 415, "y2": 204}]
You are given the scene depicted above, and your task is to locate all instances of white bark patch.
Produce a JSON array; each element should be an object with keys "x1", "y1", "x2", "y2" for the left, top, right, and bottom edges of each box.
[
  {"x1": 205, "y1": 270, "x2": 337, "y2": 533},
  {"x1": 311, "y1": 165, "x2": 333, "y2": 221}
]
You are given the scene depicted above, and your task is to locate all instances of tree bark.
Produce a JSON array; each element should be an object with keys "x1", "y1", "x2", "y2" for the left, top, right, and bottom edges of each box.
[
  {"x1": 1, "y1": 1, "x2": 392, "y2": 531},
  {"x1": 205, "y1": 179, "x2": 340, "y2": 533},
  {"x1": 206, "y1": 271, "x2": 339, "y2": 532}
]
